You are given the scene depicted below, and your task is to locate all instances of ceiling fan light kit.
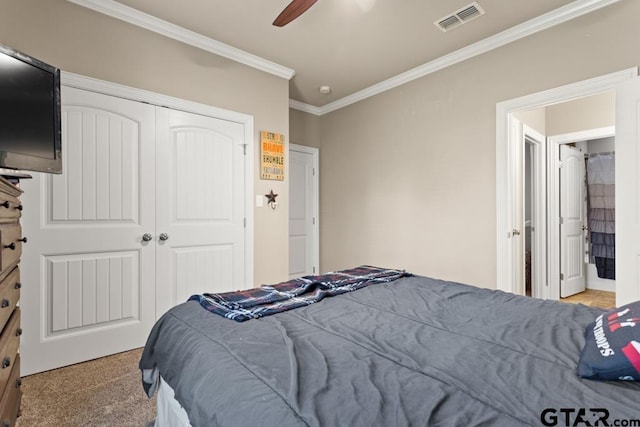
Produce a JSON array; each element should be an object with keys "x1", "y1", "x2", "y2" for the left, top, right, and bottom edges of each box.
[{"x1": 273, "y1": 0, "x2": 319, "y2": 27}]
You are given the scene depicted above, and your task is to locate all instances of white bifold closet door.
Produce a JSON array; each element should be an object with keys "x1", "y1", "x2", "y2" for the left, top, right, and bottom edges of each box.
[
  {"x1": 155, "y1": 108, "x2": 246, "y2": 317},
  {"x1": 20, "y1": 87, "x2": 246, "y2": 375}
]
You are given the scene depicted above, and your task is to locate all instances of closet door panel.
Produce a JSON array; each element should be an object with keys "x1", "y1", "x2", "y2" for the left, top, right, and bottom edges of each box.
[
  {"x1": 19, "y1": 87, "x2": 157, "y2": 375},
  {"x1": 156, "y1": 108, "x2": 246, "y2": 316}
]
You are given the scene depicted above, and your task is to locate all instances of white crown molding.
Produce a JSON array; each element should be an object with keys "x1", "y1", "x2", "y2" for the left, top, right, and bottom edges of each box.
[
  {"x1": 61, "y1": 71, "x2": 255, "y2": 124},
  {"x1": 66, "y1": 0, "x2": 295, "y2": 80},
  {"x1": 290, "y1": 0, "x2": 623, "y2": 116},
  {"x1": 289, "y1": 99, "x2": 324, "y2": 115}
]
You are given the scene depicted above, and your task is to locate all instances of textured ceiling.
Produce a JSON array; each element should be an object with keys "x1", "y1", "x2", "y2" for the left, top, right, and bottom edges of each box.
[{"x1": 115, "y1": 0, "x2": 578, "y2": 107}]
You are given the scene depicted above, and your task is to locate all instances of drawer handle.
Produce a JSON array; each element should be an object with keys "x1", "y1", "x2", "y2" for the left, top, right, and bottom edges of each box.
[
  {"x1": 16, "y1": 328, "x2": 22, "y2": 337},
  {"x1": 0, "y1": 202, "x2": 22, "y2": 211},
  {"x1": 14, "y1": 282, "x2": 21, "y2": 290},
  {"x1": 2, "y1": 357, "x2": 10, "y2": 369},
  {"x1": 0, "y1": 299, "x2": 9, "y2": 308},
  {"x1": 3, "y1": 242, "x2": 15, "y2": 251}
]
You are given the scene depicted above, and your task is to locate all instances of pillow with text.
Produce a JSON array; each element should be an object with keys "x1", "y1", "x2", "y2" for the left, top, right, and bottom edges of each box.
[{"x1": 578, "y1": 301, "x2": 640, "y2": 381}]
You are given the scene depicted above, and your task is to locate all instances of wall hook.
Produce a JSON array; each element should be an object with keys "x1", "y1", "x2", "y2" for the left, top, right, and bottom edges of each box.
[{"x1": 265, "y1": 190, "x2": 278, "y2": 210}]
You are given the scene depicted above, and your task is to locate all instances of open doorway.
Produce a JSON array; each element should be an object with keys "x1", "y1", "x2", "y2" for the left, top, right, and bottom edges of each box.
[
  {"x1": 521, "y1": 126, "x2": 546, "y2": 299},
  {"x1": 515, "y1": 94, "x2": 616, "y2": 309},
  {"x1": 496, "y1": 67, "x2": 639, "y2": 307},
  {"x1": 551, "y1": 129, "x2": 616, "y2": 309}
]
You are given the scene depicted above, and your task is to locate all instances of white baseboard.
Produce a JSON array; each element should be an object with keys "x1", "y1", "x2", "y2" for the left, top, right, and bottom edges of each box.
[{"x1": 586, "y1": 264, "x2": 615, "y2": 292}]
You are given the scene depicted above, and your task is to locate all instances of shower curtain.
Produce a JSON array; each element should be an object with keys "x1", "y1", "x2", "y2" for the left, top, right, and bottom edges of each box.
[{"x1": 587, "y1": 153, "x2": 615, "y2": 280}]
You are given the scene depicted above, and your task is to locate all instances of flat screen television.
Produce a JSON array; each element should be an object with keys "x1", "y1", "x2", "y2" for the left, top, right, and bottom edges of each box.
[{"x1": 0, "y1": 44, "x2": 61, "y2": 174}]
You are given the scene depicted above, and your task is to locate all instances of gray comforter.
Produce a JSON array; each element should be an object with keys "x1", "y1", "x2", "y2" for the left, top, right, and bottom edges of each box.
[{"x1": 140, "y1": 275, "x2": 640, "y2": 426}]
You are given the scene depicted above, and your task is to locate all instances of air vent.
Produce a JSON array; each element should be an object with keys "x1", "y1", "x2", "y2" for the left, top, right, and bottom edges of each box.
[{"x1": 435, "y1": 2, "x2": 485, "y2": 32}]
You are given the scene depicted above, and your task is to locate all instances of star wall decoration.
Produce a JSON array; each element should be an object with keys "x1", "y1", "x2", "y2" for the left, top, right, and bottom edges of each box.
[
  {"x1": 265, "y1": 190, "x2": 278, "y2": 204},
  {"x1": 265, "y1": 190, "x2": 278, "y2": 209}
]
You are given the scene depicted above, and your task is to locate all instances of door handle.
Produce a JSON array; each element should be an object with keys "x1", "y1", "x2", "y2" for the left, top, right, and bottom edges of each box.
[
  {"x1": 142, "y1": 233, "x2": 153, "y2": 242},
  {"x1": 159, "y1": 233, "x2": 169, "y2": 241},
  {"x1": 512, "y1": 229, "x2": 521, "y2": 236}
]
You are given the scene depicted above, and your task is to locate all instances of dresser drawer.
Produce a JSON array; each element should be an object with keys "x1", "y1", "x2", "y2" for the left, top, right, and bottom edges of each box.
[
  {"x1": 0, "y1": 196, "x2": 21, "y2": 224},
  {"x1": 0, "y1": 270, "x2": 19, "y2": 335},
  {"x1": 0, "y1": 309, "x2": 20, "y2": 400},
  {"x1": 0, "y1": 226, "x2": 22, "y2": 276},
  {"x1": 0, "y1": 354, "x2": 21, "y2": 427}
]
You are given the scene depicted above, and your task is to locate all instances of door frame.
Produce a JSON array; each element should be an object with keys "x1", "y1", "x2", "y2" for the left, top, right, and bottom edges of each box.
[
  {"x1": 523, "y1": 125, "x2": 547, "y2": 300},
  {"x1": 61, "y1": 71, "x2": 255, "y2": 288},
  {"x1": 496, "y1": 67, "x2": 636, "y2": 297},
  {"x1": 547, "y1": 126, "x2": 615, "y2": 301},
  {"x1": 289, "y1": 143, "x2": 320, "y2": 274}
]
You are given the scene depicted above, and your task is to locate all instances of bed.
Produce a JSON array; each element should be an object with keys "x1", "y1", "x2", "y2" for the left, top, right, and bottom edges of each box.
[{"x1": 140, "y1": 269, "x2": 640, "y2": 426}]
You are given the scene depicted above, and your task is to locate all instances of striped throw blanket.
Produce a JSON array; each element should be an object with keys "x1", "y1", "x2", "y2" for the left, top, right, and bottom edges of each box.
[{"x1": 189, "y1": 266, "x2": 410, "y2": 322}]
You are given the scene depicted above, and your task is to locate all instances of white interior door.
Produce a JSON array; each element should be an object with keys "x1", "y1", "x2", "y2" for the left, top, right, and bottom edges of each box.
[
  {"x1": 155, "y1": 108, "x2": 246, "y2": 317},
  {"x1": 20, "y1": 87, "x2": 156, "y2": 375},
  {"x1": 289, "y1": 145, "x2": 318, "y2": 278},
  {"x1": 560, "y1": 144, "x2": 586, "y2": 298},
  {"x1": 616, "y1": 78, "x2": 640, "y2": 306}
]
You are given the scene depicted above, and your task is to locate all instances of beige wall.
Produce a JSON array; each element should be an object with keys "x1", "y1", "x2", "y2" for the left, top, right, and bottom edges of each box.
[
  {"x1": 514, "y1": 109, "x2": 546, "y2": 136},
  {"x1": 290, "y1": 109, "x2": 321, "y2": 148},
  {"x1": 515, "y1": 92, "x2": 615, "y2": 138},
  {"x1": 0, "y1": 0, "x2": 290, "y2": 286},
  {"x1": 546, "y1": 91, "x2": 615, "y2": 136},
  {"x1": 316, "y1": 0, "x2": 638, "y2": 288}
]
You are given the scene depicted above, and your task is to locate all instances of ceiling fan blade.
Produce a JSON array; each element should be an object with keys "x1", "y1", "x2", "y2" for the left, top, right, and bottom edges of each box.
[{"x1": 273, "y1": 0, "x2": 318, "y2": 27}]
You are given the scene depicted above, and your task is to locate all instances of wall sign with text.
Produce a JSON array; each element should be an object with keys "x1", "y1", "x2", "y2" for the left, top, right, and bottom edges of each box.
[{"x1": 260, "y1": 131, "x2": 285, "y2": 181}]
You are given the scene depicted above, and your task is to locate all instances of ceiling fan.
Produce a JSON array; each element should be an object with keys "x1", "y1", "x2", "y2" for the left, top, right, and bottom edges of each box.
[{"x1": 273, "y1": 0, "x2": 318, "y2": 27}]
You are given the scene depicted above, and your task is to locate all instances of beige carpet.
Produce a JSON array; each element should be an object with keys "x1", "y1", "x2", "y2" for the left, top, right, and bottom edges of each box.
[{"x1": 16, "y1": 348, "x2": 156, "y2": 427}]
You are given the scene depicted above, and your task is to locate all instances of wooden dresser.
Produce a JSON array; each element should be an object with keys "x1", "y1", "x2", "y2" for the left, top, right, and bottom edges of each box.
[{"x1": 0, "y1": 176, "x2": 24, "y2": 426}]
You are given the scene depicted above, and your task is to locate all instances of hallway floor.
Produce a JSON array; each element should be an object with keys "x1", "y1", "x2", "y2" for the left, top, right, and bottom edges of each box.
[{"x1": 560, "y1": 289, "x2": 616, "y2": 310}]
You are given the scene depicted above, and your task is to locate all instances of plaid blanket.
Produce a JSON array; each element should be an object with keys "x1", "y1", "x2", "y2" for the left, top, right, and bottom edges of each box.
[{"x1": 188, "y1": 266, "x2": 410, "y2": 322}]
